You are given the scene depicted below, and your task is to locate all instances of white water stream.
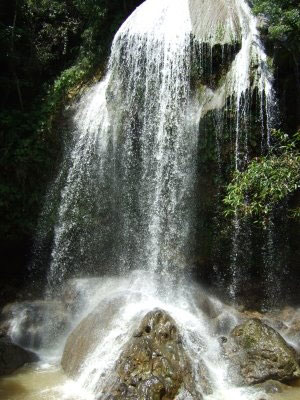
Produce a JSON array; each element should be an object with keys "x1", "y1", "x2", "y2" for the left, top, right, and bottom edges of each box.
[{"x1": 7, "y1": 0, "x2": 279, "y2": 399}]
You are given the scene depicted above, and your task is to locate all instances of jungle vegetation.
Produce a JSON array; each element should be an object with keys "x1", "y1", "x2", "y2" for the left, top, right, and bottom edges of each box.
[
  {"x1": 0, "y1": 0, "x2": 143, "y2": 247},
  {"x1": 224, "y1": 130, "x2": 300, "y2": 224}
]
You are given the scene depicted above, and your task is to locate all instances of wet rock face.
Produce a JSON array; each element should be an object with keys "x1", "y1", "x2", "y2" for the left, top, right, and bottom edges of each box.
[
  {"x1": 1, "y1": 300, "x2": 71, "y2": 350},
  {"x1": 224, "y1": 319, "x2": 300, "y2": 385},
  {"x1": 61, "y1": 294, "x2": 138, "y2": 378},
  {"x1": 0, "y1": 304, "x2": 38, "y2": 375},
  {"x1": 63, "y1": 307, "x2": 203, "y2": 399},
  {"x1": 195, "y1": 294, "x2": 222, "y2": 320},
  {"x1": 101, "y1": 309, "x2": 198, "y2": 400},
  {"x1": 189, "y1": 0, "x2": 240, "y2": 46},
  {"x1": 0, "y1": 337, "x2": 38, "y2": 376}
]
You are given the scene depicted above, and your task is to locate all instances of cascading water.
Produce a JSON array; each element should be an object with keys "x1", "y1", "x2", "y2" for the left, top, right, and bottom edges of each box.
[
  {"x1": 7, "y1": 0, "x2": 280, "y2": 399},
  {"x1": 46, "y1": 0, "x2": 198, "y2": 288},
  {"x1": 227, "y1": 0, "x2": 276, "y2": 301}
]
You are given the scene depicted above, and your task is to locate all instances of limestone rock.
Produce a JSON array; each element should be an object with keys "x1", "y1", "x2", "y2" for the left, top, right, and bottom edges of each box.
[
  {"x1": 101, "y1": 309, "x2": 199, "y2": 400},
  {"x1": 224, "y1": 319, "x2": 300, "y2": 385},
  {"x1": 195, "y1": 294, "x2": 222, "y2": 320},
  {"x1": 256, "y1": 14, "x2": 270, "y2": 34},
  {"x1": 62, "y1": 307, "x2": 204, "y2": 399},
  {"x1": 1, "y1": 300, "x2": 71, "y2": 350},
  {"x1": 189, "y1": 0, "x2": 241, "y2": 46},
  {"x1": 197, "y1": 359, "x2": 213, "y2": 395},
  {"x1": 62, "y1": 294, "x2": 135, "y2": 378}
]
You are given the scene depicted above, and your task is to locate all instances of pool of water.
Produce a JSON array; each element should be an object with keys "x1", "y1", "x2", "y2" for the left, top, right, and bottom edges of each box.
[
  {"x1": 272, "y1": 379, "x2": 300, "y2": 400},
  {"x1": 0, "y1": 364, "x2": 93, "y2": 400},
  {"x1": 1, "y1": 364, "x2": 300, "y2": 400},
  {"x1": 273, "y1": 387, "x2": 300, "y2": 400}
]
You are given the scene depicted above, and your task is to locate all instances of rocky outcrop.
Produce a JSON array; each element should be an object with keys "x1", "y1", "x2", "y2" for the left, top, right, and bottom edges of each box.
[
  {"x1": 1, "y1": 300, "x2": 71, "y2": 350},
  {"x1": 237, "y1": 306, "x2": 300, "y2": 351},
  {"x1": 62, "y1": 294, "x2": 134, "y2": 378},
  {"x1": 189, "y1": 0, "x2": 240, "y2": 46},
  {"x1": 224, "y1": 319, "x2": 300, "y2": 385},
  {"x1": 195, "y1": 294, "x2": 222, "y2": 320},
  {"x1": 62, "y1": 308, "x2": 205, "y2": 399},
  {"x1": 188, "y1": 0, "x2": 243, "y2": 101},
  {"x1": 0, "y1": 337, "x2": 38, "y2": 375}
]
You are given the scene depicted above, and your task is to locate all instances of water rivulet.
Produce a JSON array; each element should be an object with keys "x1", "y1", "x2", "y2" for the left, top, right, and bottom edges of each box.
[{"x1": 6, "y1": 0, "x2": 287, "y2": 399}]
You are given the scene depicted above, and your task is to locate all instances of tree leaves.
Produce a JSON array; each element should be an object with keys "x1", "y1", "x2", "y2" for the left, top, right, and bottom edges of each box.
[
  {"x1": 253, "y1": 0, "x2": 300, "y2": 44},
  {"x1": 224, "y1": 131, "x2": 300, "y2": 226}
]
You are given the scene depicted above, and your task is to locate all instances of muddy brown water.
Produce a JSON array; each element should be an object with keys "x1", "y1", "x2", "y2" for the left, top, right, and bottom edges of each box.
[
  {"x1": 1, "y1": 364, "x2": 300, "y2": 400},
  {"x1": 0, "y1": 364, "x2": 86, "y2": 400}
]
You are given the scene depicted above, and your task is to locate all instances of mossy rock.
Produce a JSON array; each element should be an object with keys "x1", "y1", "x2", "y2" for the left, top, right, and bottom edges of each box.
[
  {"x1": 224, "y1": 319, "x2": 300, "y2": 385},
  {"x1": 101, "y1": 309, "x2": 201, "y2": 400}
]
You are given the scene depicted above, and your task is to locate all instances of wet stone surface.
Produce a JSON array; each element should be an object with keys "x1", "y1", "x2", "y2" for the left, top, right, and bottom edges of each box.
[
  {"x1": 223, "y1": 319, "x2": 300, "y2": 385},
  {"x1": 0, "y1": 338, "x2": 38, "y2": 376},
  {"x1": 100, "y1": 309, "x2": 201, "y2": 400}
]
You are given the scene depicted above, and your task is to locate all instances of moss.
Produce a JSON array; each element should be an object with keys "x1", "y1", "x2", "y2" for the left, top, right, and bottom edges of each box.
[
  {"x1": 242, "y1": 335, "x2": 257, "y2": 349},
  {"x1": 215, "y1": 23, "x2": 226, "y2": 42}
]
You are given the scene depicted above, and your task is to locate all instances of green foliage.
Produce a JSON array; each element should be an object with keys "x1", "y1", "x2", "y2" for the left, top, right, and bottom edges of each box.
[
  {"x1": 25, "y1": 0, "x2": 81, "y2": 66},
  {"x1": 0, "y1": 0, "x2": 143, "y2": 244},
  {"x1": 224, "y1": 130, "x2": 300, "y2": 225},
  {"x1": 252, "y1": 0, "x2": 300, "y2": 45}
]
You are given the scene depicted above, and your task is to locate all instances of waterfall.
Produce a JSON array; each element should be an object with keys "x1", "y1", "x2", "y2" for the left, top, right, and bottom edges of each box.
[
  {"x1": 45, "y1": 0, "x2": 198, "y2": 287},
  {"x1": 44, "y1": 0, "x2": 275, "y2": 292},
  {"x1": 15, "y1": 0, "x2": 277, "y2": 399}
]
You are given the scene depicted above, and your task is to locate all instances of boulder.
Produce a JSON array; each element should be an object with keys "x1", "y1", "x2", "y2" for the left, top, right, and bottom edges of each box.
[
  {"x1": 197, "y1": 359, "x2": 213, "y2": 395},
  {"x1": 62, "y1": 307, "x2": 204, "y2": 399},
  {"x1": 238, "y1": 309, "x2": 288, "y2": 332},
  {"x1": 274, "y1": 307, "x2": 300, "y2": 341},
  {"x1": 239, "y1": 307, "x2": 300, "y2": 350},
  {"x1": 0, "y1": 337, "x2": 38, "y2": 375},
  {"x1": 213, "y1": 312, "x2": 239, "y2": 336},
  {"x1": 100, "y1": 309, "x2": 199, "y2": 400},
  {"x1": 62, "y1": 294, "x2": 136, "y2": 378},
  {"x1": 1, "y1": 300, "x2": 71, "y2": 350},
  {"x1": 224, "y1": 319, "x2": 300, "y2": 385}
]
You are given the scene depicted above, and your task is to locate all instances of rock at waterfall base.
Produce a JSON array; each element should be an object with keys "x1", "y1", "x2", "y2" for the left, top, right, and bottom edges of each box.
[
  {"x1": 61, "y1": 294, "x2": 134, "y2": 379},
  {"x1": 100, "y1": 309, "x2": 199, "y2": 400},
  {"x1": 62, "y1": 307, "x2": 208, "y2": 399},
  {"x1": 224, "y1": 319, "x2": 300, "y2": 385},
  {"x1": 0, "y1": 337, "x2": 38, "y2": 376},
  {"x1": 1, "y1": 300, "x2": 71, "y2": 350}
]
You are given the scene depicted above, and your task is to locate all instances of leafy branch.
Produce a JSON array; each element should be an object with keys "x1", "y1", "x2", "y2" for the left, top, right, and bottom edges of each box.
[{"x1": 224, "y1": 130, "x2": 300, "y2": 225}]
